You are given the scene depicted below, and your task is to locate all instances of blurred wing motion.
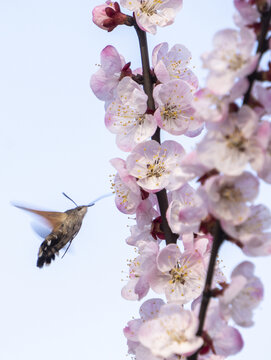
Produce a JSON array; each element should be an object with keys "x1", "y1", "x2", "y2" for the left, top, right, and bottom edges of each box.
[
  {"x1": 14, "y1": 205, "x2": 67, "y2": 229},
  {"x1": 13, "y1": 204, "x2": 87, "y2": 268}
]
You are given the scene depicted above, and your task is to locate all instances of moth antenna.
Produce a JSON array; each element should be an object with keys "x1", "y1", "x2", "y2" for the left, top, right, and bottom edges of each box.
[
  {"x1": 62, "y1": 192, "x2": 78, "y2": 207},
  {"x1": 87, "y1": 192, "x2": 113, "y2": 206},
  {"x1": 61, "y1": 240, "x2": 73, "y2": 259}
]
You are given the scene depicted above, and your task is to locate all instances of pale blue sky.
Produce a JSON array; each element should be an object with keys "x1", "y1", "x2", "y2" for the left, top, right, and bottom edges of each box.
[{"x1": 0, "y1": 1, "x2": 270, "y2": 359}]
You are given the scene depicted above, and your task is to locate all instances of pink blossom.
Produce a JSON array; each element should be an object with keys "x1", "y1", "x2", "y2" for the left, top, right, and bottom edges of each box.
[
  {"x1": 193, "y1": 79, "x2": 249, "y2": 127},
  {"x1": 153, "y1": 79, "x2": 202, "y2": 136},
  {"x1": 195, "y1": 300, "x2": 244, "y2": 357},
  {"x1": 125, "y1": 198, "x2": 163, "y2": 248},
  {"x1": 149, "y1": 244, "x2": 207, "y2": 304},
  {"x1": 167, "y1": 183, "x2": 208, "y2": 235},
  {"x1": 182, "y1": 234, "x2": 213, "y2": 269},
  {"x1": 124, "y1": 299, "x2": 166, "y2": 360},
  {"x1": 252, "y1": 83, "x2": 271, "y2": 115},
  {"x1": 221, "y1": 204, "x2": 271, "y2": 242},
  {"x1": 201, "y1": 172, "x2": 259, "y2": 225},
  {"x1": 110, "y1": 158, "x2": 142, "y2": 214},
  {"x1": 221, "y1": 203, "x2": 271, "y2": 256},
  {"x1": 121, "y1": 242, "x2": 159, "y2": 300},
  {"x1": 242, "y1": 233, "x2": 271, "y2": 256},
  {"x1": 257, "y1": 121, "x2": 271, "y2": 183},
  {"x1": 120, "y1": 0, "x2": 183, "y2": 35},
  {"x1": 198, "y1": 106, "x2": 264, "y2": 176},
  {"x1": 234, "y1": 0, "x2": 260, "y2": 26},
  {"x1": 219, "y1": 261, "x2": 264, "y2": 327},
  {"x1": 177, "y1": 151, "x2": 213, "y2": 183},
  {"x1": 152, "y1": 42, "x2": 198, "y2": 87},
  {"x1": 92, "y1": 2, "x2": 128, "y2": 32},
  {"x1": 126, "y1": 140, "x2": 186, "y2": 192},
  {"x1": 138, "y1": 303, "x2": 203, "y2": 358},
  {"x1": 126, "y1": 224, "x2": 156, "y2": 248},
  {"x1": 193, "y1": 88, "x2": 228, "y2": 125},
  {"x1": 105, "y1": 77, "x2": 157, "y2": 151},
  {"x1": 90, "y1": 45, "x2": 131, "y2": 103},
  {"x1": 202, "y1": 28, "x2": 258, "y2": 94}
]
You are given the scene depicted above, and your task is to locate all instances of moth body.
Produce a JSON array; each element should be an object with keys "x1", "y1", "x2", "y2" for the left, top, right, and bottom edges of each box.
[{"x1": 37, "y1": 206, "x2": 88, "y2": 268}]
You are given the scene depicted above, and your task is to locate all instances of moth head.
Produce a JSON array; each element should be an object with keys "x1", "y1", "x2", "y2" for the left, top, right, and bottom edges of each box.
[{"x1": 75, "y1": 206, "x2": 88, "y2": 216}]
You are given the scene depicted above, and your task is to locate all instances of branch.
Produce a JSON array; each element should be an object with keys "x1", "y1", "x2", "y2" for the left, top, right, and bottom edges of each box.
[
  {"x1": 187, "y1": 222, "x2": 225, "y2": 360},
  {"x1": 134, "y1": 24, "x2": 179, "y2": 245},
  {"x1": 243, "y1": 6, "x2": 271, "y2": 104}
]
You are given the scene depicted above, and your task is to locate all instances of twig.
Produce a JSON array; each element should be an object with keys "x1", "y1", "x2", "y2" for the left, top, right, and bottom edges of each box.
[{"x1": 134, "y1": 24, "x2": 178, "y2": 245}]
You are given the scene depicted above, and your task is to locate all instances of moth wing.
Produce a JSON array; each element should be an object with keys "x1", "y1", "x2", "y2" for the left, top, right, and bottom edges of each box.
[
  {"x1": 30, "y1": 221, "x2": 51, "y2": 239},
  {"x1": 13, "y1": 204, "x2": 67, "y2": 230}
]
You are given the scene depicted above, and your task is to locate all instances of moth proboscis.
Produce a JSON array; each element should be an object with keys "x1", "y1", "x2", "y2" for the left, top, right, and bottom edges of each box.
[{"x1": 13, "y1": 192, "x2": 111, "y2": 268}]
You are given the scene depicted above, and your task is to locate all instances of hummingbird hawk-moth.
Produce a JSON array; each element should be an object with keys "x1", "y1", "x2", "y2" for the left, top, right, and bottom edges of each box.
[{"x1": 14, "y1": 193, "x2": 111, "y2": 268}]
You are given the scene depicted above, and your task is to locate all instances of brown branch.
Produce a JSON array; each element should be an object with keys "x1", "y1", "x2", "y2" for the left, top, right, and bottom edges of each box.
[
  {"x1": 243, "y1": 6, "x2": 271, "y2": 104},
  {"x1": 187, "y1": 222, "x2": 225, "y2": 360},
  {"x1": 134, "y1": 24, "x2": 178, "y2": 245}
]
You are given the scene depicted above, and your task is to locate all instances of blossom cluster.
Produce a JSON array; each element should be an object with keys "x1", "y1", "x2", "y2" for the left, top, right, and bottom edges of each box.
[{"x1": 91, "y1": 1, "x2": 271, "y2": 360}]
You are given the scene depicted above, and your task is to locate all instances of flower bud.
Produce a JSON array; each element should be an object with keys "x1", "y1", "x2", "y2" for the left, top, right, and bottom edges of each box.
[{"x1": 92, "y1": 1, "x2": 130, "y2": 32}]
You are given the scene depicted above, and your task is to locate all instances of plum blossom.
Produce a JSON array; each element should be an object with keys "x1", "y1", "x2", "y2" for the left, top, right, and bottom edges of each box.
[
  {"x1": 219, "y1": 261, "x2": 264, "y2": 327},
  {"x1": 176, "y1": 151, "x2": 213, "y2": 184},
  {"x1": 194, "y1": 301, "x2": 244, "y2": 357},
  {"x1": 126, "y1": 140, "x2": 185, "y2": 192},
  {"x1": 153, "y1": 79, "x2": 202, "y2": 136},
  {"x1": 121, "y1": 242, "x2": 159, "y2": 300},
  {"x1": 197, "y1": 105, "x2": 264, "y2": 176},
  {"x1": 136, "y1": 196, "x2": 159, "y2": 229},
  {"x1": 167, "y1": 183, "x2": 208, "y2": 235},
  {"x1": 90, "y1": 45, "x2": 131, "y2": 104},
  {"x1": 149, "y1": 244, "x2": 207, "y2": 304},
  {"x1": 138, "y1": 303, "x2": 203, "y2": 358},
  {"x1": 252, "y1": 84, "x2": 271, "y2": 116},
  {"x1": 201, "y1": 172, "x2": 259, "y2": 225},
  {"x1": 256, "y1": 121, "x2": 271, "y2": 183},
  {"x1": 120, "y1": 0, "x2": 183, "y2": 35},
  {"x1": 126, "y1": 198, "x2": 164, "y2": 248},
  {"x1": 221, "y1": 204, "x2": 271, "y2": 243},
  {"x1": 124, "y1": 299, "x2": 182, "y2": 360},
  {"x1": 193, "y1": 79, "x2": 249, "y2": 127},
  {"x1": 126, "y1": 223, "x2": 156, "y2": 248},
  {"x1": 233, "y1": 0, "x2": 260, "y2": 26},
  {"x1": 201, "y1": 27, "x2": 258, "y2": 94},
  {"x1": 222, "y1": 204, "x2": 271, "y2": 256},
  {"x1": 110, "y1": 158, "x2": 142, "y2": 214},
  {"x1": 242, "y1": 233, "x2": 271, "y2": 257},
  {"x1": 105, "y1": 77, "x2": 157, "y2": 151},
  {"x1": 193, "y1": 88, "x2": 229, "y2": 125},
  {"x1": 92, "y1": 1, "x2": 128, "y2": 32},
  {"x1": 152, "y1": 42, "x2": 198, "y2": 88}
]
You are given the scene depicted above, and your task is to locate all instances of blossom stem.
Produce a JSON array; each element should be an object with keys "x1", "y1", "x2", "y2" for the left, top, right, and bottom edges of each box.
[
  {"x1": 134, "y1": 24, "x2": 178, "y2": 245},
  {"x1": 188, "y1": 221, "x2": 225, "y2": 360},
  {"x1": 243, "y1": 6, "x2": 271, "y2": 104}
]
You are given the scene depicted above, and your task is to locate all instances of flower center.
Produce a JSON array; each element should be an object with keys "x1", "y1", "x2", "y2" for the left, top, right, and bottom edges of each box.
[
  {"x1": 166, "y1": 329, "x2": 187, "y2": 344},
  {"x1": 146, "y1": 158, "x2": 165, "y2": 178},
  {"x1": 168, "y1": 59, "x2": 190, "y2": 79},
  {"x1": 161, "y1": 103, "x2": 180, "y2": 121},
  {"x1": 225, "y1": 128, "x2": 247, "y2": 152},
  {"x1": 169, "y1": 262, "x2": 188, "y2": 285},
  {"x1": 220, "y1": 185, "x2": 243, "y2": 202},
  {"x1": 226, "y1": 53, "x2": 245, "y2": 71},
  {"x1": 140, "y1": 0, "x2": 161, "y2": 16}
]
